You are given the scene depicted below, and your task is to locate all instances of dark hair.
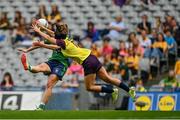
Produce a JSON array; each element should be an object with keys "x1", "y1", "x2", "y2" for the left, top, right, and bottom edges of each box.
[
  {"x1": 103, "y1": 37, "x2": 110, "y2": 42},
  {"x1": 38, "y1": 5, "x2": 47, "y2": 18},
  {"x1": 157, "y1": 32, "x2": 165, "y2": 41},
  {"x1": 0, "y1": 12, "x2": 8, "y2": 24},
  {"x1": 14, "y1": 11, "x2": 23, "y2": 24},
  {"x1": 51, "y1": 5, "x2": 60, "y2": 16},
  {"x1": 87, "y1": 21, "x2": 94, "y2": 27},
  {"x1": 1, "y1": 72, "x2": 14, "y2": 86},
  {"x1": 128, "y1": 32, "x2": 136, "y2": 42},
  {"x1": 55, "y1": 23, "x2": 68, "y2": 39},
  {"x1": 164, "y1": 29, "x2": 171, "y2": 34}
]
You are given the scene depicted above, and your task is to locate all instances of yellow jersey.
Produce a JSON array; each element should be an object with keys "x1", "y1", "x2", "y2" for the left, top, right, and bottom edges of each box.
[
  {"x1": 175, "y1": 60, "x2": 180, "y2": 75},
  {"x1": 125, "y1": 55, "x2": 140, "y2": 70},
  {"x1": 59, "y1": 38, "x2": 91, "y2": 64},
  {"x1": 152, "y1": 41, "x2": 167, "y2": 51}
]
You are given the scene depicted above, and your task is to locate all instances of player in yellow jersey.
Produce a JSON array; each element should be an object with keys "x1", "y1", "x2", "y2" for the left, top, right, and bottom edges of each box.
[{"x1": 32, "y1": 22, "x2": 136, "y2": 102}]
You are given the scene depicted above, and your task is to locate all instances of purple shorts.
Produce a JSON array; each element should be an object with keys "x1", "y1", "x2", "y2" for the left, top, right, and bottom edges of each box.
[{"x1": 82, "y1": 54, "x2": 102, "y2": 76}]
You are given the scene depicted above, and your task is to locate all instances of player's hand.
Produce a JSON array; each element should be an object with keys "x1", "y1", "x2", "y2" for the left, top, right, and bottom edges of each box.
[
  {"x1": 17, "y1": 48, "x2": 27, "y2": 53},
  {"x1": 32, "y1": 18, "x2": 37, "y2": 25},
  {"x1": 32, "y1": 24, "x2": 40, "y2": 32},
  {"x1": 36, "y1": 21, "x2": 45, "y2": 29}
]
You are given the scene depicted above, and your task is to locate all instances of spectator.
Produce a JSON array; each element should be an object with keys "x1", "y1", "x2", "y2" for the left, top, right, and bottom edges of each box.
[
  {"x1": 136, "y1": 79, "x2": 147, "y2": 92},
  {"x1": 0, "y1": 72, "x2": 14, "y2": 91},
  {"x1": 36, "y1": 5, "x2": 48, "y2": 19},
  {"x1": 149, "y1": 28, "x2": 158, "y2": 44},
  {"x1": 175, "y1": 60, "x2": 180, "y2": 90},
  {"x1": 91, "y1": 43, "x2": 101, "y2": 57},
  {"x1": 107, "y1": 15, "x2": 127, "y2": 41},
  {"x1": 125, "y1": 47, "x2": 140, "y2": 75},
  {"x1": 164, "y1": 29, "x2": 176, "y2": 53},
  {"x1": 0, "y1": 12, "x2": 10, "y2": 29},
  {"x1": 113, "y1": 0, "x2": 131, "y2": 7},
  {"x1": 13, "y1": 11, "x2": 25, "y2": 28},
  {"x1": 139, "y1": 29, "x2": 151, "y2": 48},
  {"x1": 48, "y1": 4, "x2": 62, "y2": 24},
  {"x1": 175, "y1": 60, "x2": 180, "y2": 75},
  {"x1": 152, "y1": 33, "x2": 168, "y2": 57},
  {"x1": 101, "y1": 37, "x2": 113, "y2": 56},
  {"x1": 66, "y1": 61, "x2": 84, "y2": 76},
  {"x1": 138, "y1": 29, "x2": 151, "y2": 57},
  {"x1": 110, "y1": 49, "x2": 120, "y2": 73},
  {"x1": 12, "y1": 18, "x2": 31, "y2": 44},
  {"x1": 137, "y1": 14, "x2": 151, "y2": 34},
  {"x1": 144, "y1": 33, "x2": 167, "y2": 59},
  {"x1": 170, "y1": 19, "x2": 180, "y2": 55},
  {"x1": 163, "y1": 15, "x2": 173, "y2": 32},
  {"x1": 119, "y1": 41, "x2": 128, "y2": 57},
  {"x1": 104, "y1": 54, "x2": 113, "y2": 72},
  {"x1": 153, "y1": 16, "x2": 163, "y2": 32},
  {"x1": 132, "y1": 38, "x2": 144, "y2": 57},
  {"x1": 127, "y1": 32, "x2": 136, "y2": 48},
  {"x1": 83, "y1": 21, "x2": 100, "y2": 43},
  {"x1": 119, "y1": 56, "x2": 129, "y2": 82},
  {"x1": 102, "y1": 48, "x2": 120, "y2": 74},
  {"x1": 160, "y1": 70, "x2": 178, "y2": 91}
]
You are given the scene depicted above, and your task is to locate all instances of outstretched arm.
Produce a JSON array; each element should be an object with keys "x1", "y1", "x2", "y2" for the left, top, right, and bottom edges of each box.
[
  {"x1": 33, "y1": 41, "x2": 60, "y2": 50},
  {"x1": 17, "y1": 46, "x2": 40, "y2": 53},
  {"x1": 32, "y1": 24, "x2": 57, "y2": 45}
]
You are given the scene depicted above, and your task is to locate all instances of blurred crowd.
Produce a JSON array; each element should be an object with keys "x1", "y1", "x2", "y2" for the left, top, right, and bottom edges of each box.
[
  {"x1": 82, "y1": 13, "x2": 180, "y2": 92},
  {"x1": 0, "y1": 2, "x2": 180, "y2": 92},
  {"x1": 0, "y1": 4, "x2": 62, "y2": 45}
]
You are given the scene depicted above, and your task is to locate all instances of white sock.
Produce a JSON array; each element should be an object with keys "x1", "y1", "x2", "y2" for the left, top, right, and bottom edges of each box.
[{"x1": 40, "y1": 102, "x2": 45, "y2": 105}]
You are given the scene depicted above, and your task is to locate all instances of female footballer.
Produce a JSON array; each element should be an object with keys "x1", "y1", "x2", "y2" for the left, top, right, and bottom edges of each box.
[{"x1": 31, "y1": 22, "x2": 136, "y2": 102}]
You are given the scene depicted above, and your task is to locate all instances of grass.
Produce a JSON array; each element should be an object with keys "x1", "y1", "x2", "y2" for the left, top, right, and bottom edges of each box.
[{"x1": 0, "y1": 110, "x2": 180, "y2": 119}]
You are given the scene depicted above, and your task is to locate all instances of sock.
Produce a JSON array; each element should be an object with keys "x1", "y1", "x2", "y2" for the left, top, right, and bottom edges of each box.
[
  {"x1": 38, "y1": 102, "x2": 45, "y2": 110},
  {"x1": 28, "y1": 64, "x2": 32, "y2": 72},
  {"x1": 101, "y1": 86, "x2": 114, "y2": 93},
  {"x1": 40, "y1": 102, "x2": 45, "y2": 105},
  {"x1": 118, "y1": 82, "x2": 130, "y2": 92}
]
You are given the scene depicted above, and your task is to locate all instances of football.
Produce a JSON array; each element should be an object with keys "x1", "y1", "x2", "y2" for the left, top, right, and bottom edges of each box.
[{"x1": 37, "y1": 18, "x2": 48, "y2": 28}]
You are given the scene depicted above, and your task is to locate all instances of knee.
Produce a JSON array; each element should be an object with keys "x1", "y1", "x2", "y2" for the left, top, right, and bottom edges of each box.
[
  {"x1": 46, "y1": 75, "x2": 58, "y2": 89},
  {"x1": 39, "y1": 65, "x2": 47, "y2": 71},
  {"x1": 37, "y1": 64, "x2": 49, "y2": 72},
  {"x1": 102, "y1": 75, "x2": 111, "y2": 82},
  {"x1": 46, "y1": 82, "x2": 53, "y2": 89}
]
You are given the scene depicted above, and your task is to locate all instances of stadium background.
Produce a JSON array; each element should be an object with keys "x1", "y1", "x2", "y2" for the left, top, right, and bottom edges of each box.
[{"x1": 0, "y1": 0, "x2": 180, "y2": 112}]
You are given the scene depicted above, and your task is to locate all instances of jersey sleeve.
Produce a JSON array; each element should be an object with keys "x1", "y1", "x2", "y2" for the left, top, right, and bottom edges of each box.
[{"x1": 56, "y1": 39, "x2": 66, "y2": 49}]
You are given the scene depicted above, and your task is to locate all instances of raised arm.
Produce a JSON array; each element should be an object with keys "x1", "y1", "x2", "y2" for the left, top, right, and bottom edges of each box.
[
  {"x1": 32, "y1": 24, "x2": 57, "y2": 44},
  {"x1": 37, "y1": 22, "x2": 55, "y2": 37}
]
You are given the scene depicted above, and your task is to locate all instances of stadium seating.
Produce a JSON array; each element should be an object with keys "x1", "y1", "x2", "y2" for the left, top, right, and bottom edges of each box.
[{"x1": 0, "y1": 0, "x2": 179, "y2": 87}]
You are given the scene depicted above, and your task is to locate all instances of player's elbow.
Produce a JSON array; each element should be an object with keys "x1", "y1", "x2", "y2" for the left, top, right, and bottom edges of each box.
[
  {"x1": 86, "y1": 86, "x2": 92, "y2": 91},
  {"x1": 86, "y1": 87, "x2": 91, "y2": 91},
  {"x1": 86, "y1": 86, "x2": 95, "y2": 92}
]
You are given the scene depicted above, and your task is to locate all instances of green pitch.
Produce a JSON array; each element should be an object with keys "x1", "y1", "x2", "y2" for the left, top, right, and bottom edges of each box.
[{"x1": 0, "y1": 111, "x2": 180, "y2": 119}]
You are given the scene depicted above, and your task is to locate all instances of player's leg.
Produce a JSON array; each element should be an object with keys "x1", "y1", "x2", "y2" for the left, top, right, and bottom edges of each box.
[
  {"x1": 21, "y1": 53, "x2": 51, "y2": 73},
  {"x1": 36, "y1": 74, "x2": 59, "y2": 110},
  {"x1": 83, "y1": 55, "x2": 118, "y2": 102},
  {"x1": 36, "y1": 61, "x2": 67, "y2": 110},
  {"x1": 30, "y1": 63, "x2": 51, "y2": 73},
  {"x1": 84, "y1": 74, "x2": 101, "y2": 92},
  {"x1": 84, "y1": 73, "x2": 118, "y2": 102},
  {"x1": 97, "y1": 67, "x2": 136, "y2": 101}
]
